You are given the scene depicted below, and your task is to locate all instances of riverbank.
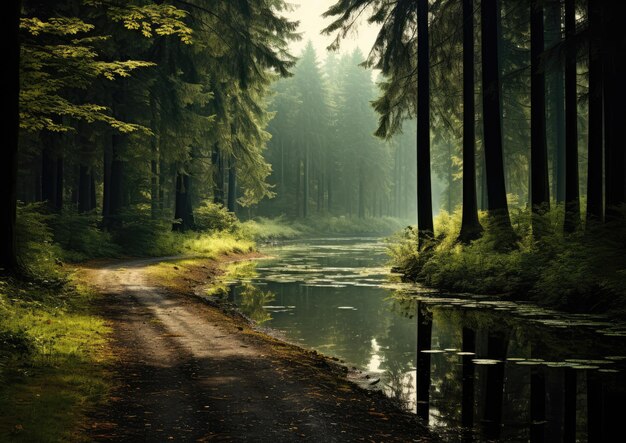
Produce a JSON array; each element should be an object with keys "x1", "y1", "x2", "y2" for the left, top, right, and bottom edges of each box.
[
  {"x1": 388, "y1": 209, "x2": 626, "y2": 317},
  {"x1": 80, "y1": 254, "x2": 432, "y2": 442}
]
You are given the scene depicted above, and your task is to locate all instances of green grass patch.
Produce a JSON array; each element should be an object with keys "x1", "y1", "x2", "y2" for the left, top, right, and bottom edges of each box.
[{"x1": 0, "y1": 275, "x2": 110, "y2": 442}]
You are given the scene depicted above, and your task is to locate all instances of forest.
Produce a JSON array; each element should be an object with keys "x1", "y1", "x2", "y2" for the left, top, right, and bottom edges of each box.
[{"x1": 1, "y1": 0, "x2": 625, "y2": 442}]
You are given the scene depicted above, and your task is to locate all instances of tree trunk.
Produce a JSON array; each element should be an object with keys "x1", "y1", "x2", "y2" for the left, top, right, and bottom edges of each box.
[
  {"x1": 459, "y1": 0, "x2": 483, "y2": 243},
  {"x1": 586, "y1": 0, "x2": 603, "y2": 223},
  {"x1": 563, "y1": 0, "x2": 580, "y2": 233},
  {"x1": 358, "y1": 167, "x2": 365, "y2": 219},
  {"x1": 227, "y1": 156, "x2": 237, "y2": 214},
  {"x1": 41, "y1": 145, "x2": 58, "y2": 210},
  {"x1": 0, "y1": 0, "x2": 21, "y2": 271},
  {"x1": 530, "y1": 0, "x2": 550, "y2": 222},
  {"x1": 173, "y1": 172, "x2": 195, "y2": 232},
  {"x1": 212, "y1": 143, "x2": 224, "y2": 205},
  {"x1": 55, "y1": 157, "x2": 64, "y2": 211},
  {"x1": 603, "y1": 1, "x2": 626, "y2": 220},
  {"x1": 102, "y1": 135, "x2": 112, "y2": 220},
  {"x1": 78, "y1": 165, "x2": 91, "y2": 213},
  {"x1": 545, "y1": 0, "x2": 565, "y2": 204},
  {"x1": 89, "y1": 172, "x2": 97, "y2": 211},
  {"x1": 303, "y1": 143, "x2": 309, "y2": 218},
  {"x1": 481, "y1": 0, "x2": 514, "y2": 240},
  {"x1": 150, "y1": 92, "x2": 159, "y2": 219},
  {"x1": 105, "y1": 132, "x2": 125, "y2": 230},
  {"x1": 416, "y1": 0, "x2": 434, "y2": 249}
]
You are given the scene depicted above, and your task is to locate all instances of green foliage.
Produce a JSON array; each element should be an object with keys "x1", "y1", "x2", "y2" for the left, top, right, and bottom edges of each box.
[
  {"x1": 50, "y1": 211, "x2": 120, "y2": 262},
  {"x1": 389, "y1": 207, "x2": 626, "y2": 314},
  {"x1": 195, "y1": 201, "x2": 240, "y2": 233}
]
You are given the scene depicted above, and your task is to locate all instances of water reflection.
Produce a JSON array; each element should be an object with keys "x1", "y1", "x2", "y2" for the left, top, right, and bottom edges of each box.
[{"x1": 209, "y1": 238, "x2": 626, "y2": 442}]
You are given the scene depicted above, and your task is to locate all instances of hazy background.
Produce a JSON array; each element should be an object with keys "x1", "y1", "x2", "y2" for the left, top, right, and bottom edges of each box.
[{"x1": 284, "y1": 0, "x2": 379, "y2": 58}]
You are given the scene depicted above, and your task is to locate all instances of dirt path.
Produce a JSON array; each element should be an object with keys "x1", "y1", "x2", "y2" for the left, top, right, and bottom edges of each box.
[{"x1": 84, "y1": 257, "x2": 431, "y2": 442}]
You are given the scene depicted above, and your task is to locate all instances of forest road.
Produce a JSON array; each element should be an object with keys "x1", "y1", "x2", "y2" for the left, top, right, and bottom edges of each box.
[{"x1": 85, "y1": 257, "x2": 430, "y2": 443}]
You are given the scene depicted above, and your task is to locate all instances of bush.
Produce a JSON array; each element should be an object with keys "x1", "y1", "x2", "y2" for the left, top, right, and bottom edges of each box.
[{"x1": 195, "y1": 201, "x2": 240, "y2": 232}]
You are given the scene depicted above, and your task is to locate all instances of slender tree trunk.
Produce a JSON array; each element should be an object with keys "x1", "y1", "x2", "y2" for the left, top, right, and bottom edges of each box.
[
  {"x1": 41, "y1": 145, "x2": 58, "y2": 210},
  {"x1": 227, "y1": 156, "x2": 237, "y2": 214},
  {"x1": 78, "y1": 165, "x2": 91, "y2": 213},
  {"x1": 102, "y1": 135, "x2": 112, "y2": 220},
  {"x1": 105, "y1": 132, "x2": 125, "y2": 230},
  {"x1": 545, "y1": 0, "x2": 566, "y2": 204},
  {"x1": 586, "y1": 0, "x2": 603, "y2": 223},
  {"x1": 416, "y1": 0, "x2": 434, "y2": 249},
  {"x1": 89, "y1": 172, "x2": 96, "y2": 211},
  {"x1": 358, "y1": 166, "x2": 365, "y2": 219},
  {"x1": 481, "y1": 0, "x2": 514, "y2": 241},
  {"x1": 150, "y1": 93, "x2": 159, "y2": 220},
  {"x1": 530, "y1": 0, "x2": 550, "y2": 222},
  {"x1": 303, "y1": 143, "x2": 310, "y2": 218},
  {"x1": 0, "y1": 0, "x2": 21, "y2": 271},
  {"x1": 295, "y1": 159, "x2": 301, "y2": 217},
  {"x1": 212, "y1": 143, "x2": 225, "y2": 205},
  {"x1": 173, "y1": 172, "x2": 195, "y2": 232},
  {"x1": 55, "y1": 157, "x2": 64, "y2": 211},
  {"x1": 603, "y1": 1, "x2": 626, "y2": 220},
  {"x1": 459, "y1": 0, "x2": 483, "y2": 243},
  {"x1": 563, "y1": 0, "x2": 580, "y2": 233}
]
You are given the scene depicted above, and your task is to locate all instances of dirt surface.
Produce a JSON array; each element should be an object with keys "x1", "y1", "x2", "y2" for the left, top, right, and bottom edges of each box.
[{"x1": 83, "y1": 256, "x2": 432, "y2": 442}]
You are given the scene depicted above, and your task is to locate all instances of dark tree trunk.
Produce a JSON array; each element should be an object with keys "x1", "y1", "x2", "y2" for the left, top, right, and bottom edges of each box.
[
  {"x1": 459, "y1": 0, "x2": 483, "y2": 243},
  {"x1": 603, "y1": 1, "x2": 626, "y2": 220},
  {"x1": 545, "y1": 0, "x2": 565, "y2": 204},
  {"x1": 41, "y1": 145, "x2": 58, "y2": 210},
  {"x1": 78, "y1": 165, "x2": 91, "y2": 213},
  {"x1": 227, "y1": 156, "x2": 237, "y2": 214},
  {"x1": 102, "y1": 135, "x2": 112, "y2": 220},
  {"x1": 586, "y1": 0, "x2": 603, "y2": 223},
  {"x1": 296, "y1": 159, "x2": 301, "y2": 217},
  {"x1": 481, "y1": 0, "x2": 514, "y2": 239},
  {"x1": 173, "y1": 172, "x2": 195, "y2": 232},
  {"x1": 0, "y1": 0, "x2": 21, "y2": 271},
  {"x1": 416, "y1": 0, "x2": 434, "y2": 249},
  {"x1": 563, "y1": 0, "x2": 580, "y2": 233},
  {"x1": 89, "y1": 172, "x2": 97, "y2": 211},
  {"x1": 530, "y1": 0, "x2": 550, "y2": 222},
  {"x1": 150, "y1": 93, "x2": 159, "y2": 219},
  {"x1": 530, "y1": 367, "x2": 546, "y2": 442},
  {"x1": 105, "y1": 133, "x2": 125, "y2": 230},
  {"x1": 55, "y1": 157, "x2": 64, "y2": 211},
  {"x1": 212, "y1": 143, "x2": 224, "y2": 205}
]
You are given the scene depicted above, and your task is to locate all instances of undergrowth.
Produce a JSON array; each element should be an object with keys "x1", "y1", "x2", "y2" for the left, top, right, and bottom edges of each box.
[
  {"x1": 0, "y1": 275, "x2": 110, "y2": 442},
  {"x1": 388, "y1": 207, "x2": 626, "y2": 315}
]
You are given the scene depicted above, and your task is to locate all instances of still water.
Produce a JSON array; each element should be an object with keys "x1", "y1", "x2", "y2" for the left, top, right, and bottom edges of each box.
[{"x1": 213, "y1": 237, "x2": 626, "y2": 442}]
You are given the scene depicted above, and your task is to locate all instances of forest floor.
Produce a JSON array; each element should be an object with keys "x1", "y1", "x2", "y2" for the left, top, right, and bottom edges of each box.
[{"x1": 79, "y1": 254, "x2": 432, "y2": 442}]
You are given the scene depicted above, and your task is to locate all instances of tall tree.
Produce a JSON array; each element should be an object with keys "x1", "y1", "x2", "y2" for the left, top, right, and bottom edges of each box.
[
  {"x1": 481, "y1": 0, "x2": 514, "y2": 238},
  {"x1": 530, "y1": 0, "x2": 550, "y2": 221},
  {"x1": 563, "y1": 0, "x2": 580, "y2": 232},
  {"x1": 458, "y1": 0, "x2": 483, "y2": 243},
  {"x1": 416, "y1": 0, "x2": 434, "y2": 248},
  {"x1": 586, "y1": 0, "x2": 603, "y2": 223},
  {"x1": 603, "y1": 1, "x2": 626, "y2": 220},
  {"x1": 0, "y1": 0, "x2": 21, "y2": 271}
]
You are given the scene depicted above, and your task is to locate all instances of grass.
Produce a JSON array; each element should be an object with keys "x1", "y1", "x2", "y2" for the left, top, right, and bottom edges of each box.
[
  {"x1": 388, "y1": 206, "x2": 626, "y2": 315},
  {"x1": 0, "y1": 276, "x2": 110, "y2": 442}
]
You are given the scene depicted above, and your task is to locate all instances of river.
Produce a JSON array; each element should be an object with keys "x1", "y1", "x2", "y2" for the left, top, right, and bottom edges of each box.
[{"x1": 212, "y1": 237, "x2": 626, "y2": 442}]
